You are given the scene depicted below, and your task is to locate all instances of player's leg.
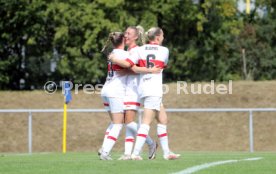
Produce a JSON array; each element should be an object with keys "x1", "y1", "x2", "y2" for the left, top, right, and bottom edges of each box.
[
  {"x1": 156, "y1": 104, "x2": 180, "y2": 160},
  {"x1": 118, "y1": 109, "x2": 137, "y2": 160},
  {"x1": 120, "y1": 93, "x2": 141, "y2": 160},
  {"x1": 100, "y1": 97, "x2": 124, "y2": 160},
  {"x1": 131, "y1": 97, "x2": 160, "y2": 160},
  {"x1": 123, "y1": 97, "x2": 158, "y2": 160},
  {"x1": 98, "y1": 97, "x2": 113, "y2": 156},
  {"x1": 98, "y1": 118, "x2": 113, "y2": 156}
]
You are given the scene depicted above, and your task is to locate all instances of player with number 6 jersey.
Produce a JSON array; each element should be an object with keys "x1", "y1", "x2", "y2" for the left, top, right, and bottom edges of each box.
[
  {"x1": 129, "y1": 27, "x2": 180, "y2": 160},
  {"x1": 126, "y1": 41, "x2": 169, "y2": 98}
]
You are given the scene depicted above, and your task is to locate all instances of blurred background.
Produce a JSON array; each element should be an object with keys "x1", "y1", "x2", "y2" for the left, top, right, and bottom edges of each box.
[{"x1": 1, "y1": 0, "x2": 275, "y2": 90}]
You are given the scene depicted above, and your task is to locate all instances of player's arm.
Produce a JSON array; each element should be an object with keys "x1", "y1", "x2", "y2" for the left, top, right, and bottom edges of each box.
[
  {"x1": 164, "y1": 47, "x2": 169, "y2": 68},
  {"x1": 131, "y1": 65, "x2": 161, "y2": 74},
  {"x1": 108, "y1": 53, "x2": 132, "y2": 68},
  {"x1": 108, "y1": 50, "x2": 161, "y2": 73}
]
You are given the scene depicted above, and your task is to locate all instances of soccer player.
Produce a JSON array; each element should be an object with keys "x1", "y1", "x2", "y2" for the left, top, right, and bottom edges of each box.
[
  {"x1": 99, "y1": 32, "x2": 127, "y2": 160},
  {"x1": 100, "y1": 31, "x2": 160, "y2": 160},
  {"x1": 118, "y1": 26, "x2": 158, "y2": 160},
  {"x1": 108, "y1": 27, "x2": 180, "y2": 160}
]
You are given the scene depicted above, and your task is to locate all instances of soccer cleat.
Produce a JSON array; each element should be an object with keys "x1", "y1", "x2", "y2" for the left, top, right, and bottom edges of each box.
[
  {"x1": 100, "y1": 153, "x2": 113, "y2": 160},
  {"x1": 131, "y1": 154, "x2": 143, "y2": 160},
  {"x1": 148, "y1": 140, "x2": 158, "y2": 159},
  {"x1": 118, "y1": 154, "x2": 132, "y2": 160},
  {"x1": 163, "y1": 152, "x2": 181, "y2": 160}
]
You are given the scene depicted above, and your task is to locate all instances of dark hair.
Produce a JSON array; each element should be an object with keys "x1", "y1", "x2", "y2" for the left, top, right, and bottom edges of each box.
[{"x1": 101, "y1": 32, "x2": 124, "y2": 56}]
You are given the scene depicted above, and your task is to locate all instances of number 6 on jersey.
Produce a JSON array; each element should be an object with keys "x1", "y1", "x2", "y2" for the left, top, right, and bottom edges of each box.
[{"x1": 146, "y1": 54, "x2": 155, "y2": 68}]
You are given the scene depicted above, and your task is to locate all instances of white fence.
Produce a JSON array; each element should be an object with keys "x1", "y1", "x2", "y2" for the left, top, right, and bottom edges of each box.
[{"x1": 1, "y1": 108, "x2": 276, "y2": 154}]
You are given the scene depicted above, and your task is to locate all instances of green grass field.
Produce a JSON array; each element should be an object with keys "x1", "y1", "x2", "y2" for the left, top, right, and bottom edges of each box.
[{"x1": 1, "y1": 152, "x2": 275, "y2": 174}]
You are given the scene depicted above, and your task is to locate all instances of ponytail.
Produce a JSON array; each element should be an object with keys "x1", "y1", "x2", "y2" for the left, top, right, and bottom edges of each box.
[
  {"x1": 101, "y1": 32, "x2": 124, "y2": 56},
  {"x1": 101, "y1": 37, "x2": 112, "y2": 56},
  {"x1": 136, "y1": 25, "x2": 146, "y2": 45}
]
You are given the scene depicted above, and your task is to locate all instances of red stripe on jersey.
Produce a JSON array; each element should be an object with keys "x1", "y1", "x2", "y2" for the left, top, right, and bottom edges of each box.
[
  {"x1": 158, "y1": 133, "x2": 167, "y2": 138},
  {"x1": 125, "y1": 58, "x2": 135, "y2": 67},
  {"x1": 125, "y1": 138, "x2": 135, "y2": 142},
  {"x1": 137, "y1": 134, "x2": 147, "y2": 138},
  {"x1": 103, "y1": 103, "x2": 109, "y2": 106},
  {"x1": 108, "y1": 64, "x2": 124, "y2": 71},
  {"x1": 107, "y1": 136, "x2": 117, "y2": 141},
  {"x1": 138, "y1": 59, "x2": 165, "y2": 68},
  {"x1": 124, "y1": 102, "x2": 141, "y2": 106}
]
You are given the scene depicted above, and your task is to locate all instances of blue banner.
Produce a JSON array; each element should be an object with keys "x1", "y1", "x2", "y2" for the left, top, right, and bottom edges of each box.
[{"x1": 64, "y1": 81, "x2": 72, "y2": 104}]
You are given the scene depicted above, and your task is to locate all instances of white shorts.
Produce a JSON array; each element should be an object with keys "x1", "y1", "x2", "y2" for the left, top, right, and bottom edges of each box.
[
  {"x1": 102, "y1": 96, "x2": 124, "y2": 113},
  {"x1": 124, "y1": 75, "x2": 140, "y2": 110},
  {"x1": 124, "y1": 95, "x2": 141, "y2": 110},
  {"x1": 141, "y1": 96, "x2": 162, "y2": 111}
]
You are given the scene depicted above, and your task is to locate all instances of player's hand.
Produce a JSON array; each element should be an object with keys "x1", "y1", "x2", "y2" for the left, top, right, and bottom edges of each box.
[
  {"x1": 149, "y1": 66, "x2": 162, "y2": 74},
  {"x1": 108, "y1": 53, "x2": 115, "y2": 61}
]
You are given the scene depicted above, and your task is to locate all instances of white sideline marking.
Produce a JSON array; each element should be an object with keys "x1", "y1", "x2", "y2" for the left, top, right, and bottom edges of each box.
[{"x1": 172, "y1": 157, "x2": 263, "y2": 174}]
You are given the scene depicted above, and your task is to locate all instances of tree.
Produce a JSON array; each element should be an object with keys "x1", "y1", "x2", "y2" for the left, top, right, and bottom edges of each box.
[{"x1": 1, "y1": 0, "x2": 276, "y2": 90}]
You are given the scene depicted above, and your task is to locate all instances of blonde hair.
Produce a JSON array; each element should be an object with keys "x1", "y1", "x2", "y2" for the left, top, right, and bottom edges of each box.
[
  {"x1": 136, "y1": 25, "x2": 146, "y2": 45},
  {"x1": 146, "y1": 27, "x2": 163, "y2": 41},
  {"x1": 127, "y1": 25, "x2": 146, "y2": 45}
]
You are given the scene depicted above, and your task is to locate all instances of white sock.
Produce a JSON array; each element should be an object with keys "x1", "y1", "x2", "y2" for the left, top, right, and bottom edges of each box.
[
  {"x1": 101, "y1": 122, "x2": 113, "y2": 148},
  {"x1": 157, "y1": 124, "x2": 170, "y2": 155},
  {"x1": 124, "y1": 122, "x2": 138, "y2": 155},
  {"x1": 132, "y1": 124, "x2": 150, "y2": 156},
  {"x1": 136, "y1": 122, "x2": 153, "y2": 146},
  {"x1": 102, "y1": 124, "x2": 123, "y2": 154}
]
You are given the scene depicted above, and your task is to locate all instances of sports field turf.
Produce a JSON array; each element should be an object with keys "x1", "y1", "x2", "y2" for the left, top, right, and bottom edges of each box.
[{"x1": 0, "y1": 152, "x2": 275, "y2": 174}]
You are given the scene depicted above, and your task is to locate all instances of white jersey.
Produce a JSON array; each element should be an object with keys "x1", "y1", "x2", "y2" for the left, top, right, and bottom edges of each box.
[
  {"x1": 101, "y1": 49, "x2": 128, "y2": 98},
  {"x1": 126, "y1": 43, "x2": 169, "y2": 98},
  {"x1": 124, "y1": 46, "x2": 141, "y2": 109},
  {"x1": 125, "y1": 46, "x2": 139, "y2": 96}
]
